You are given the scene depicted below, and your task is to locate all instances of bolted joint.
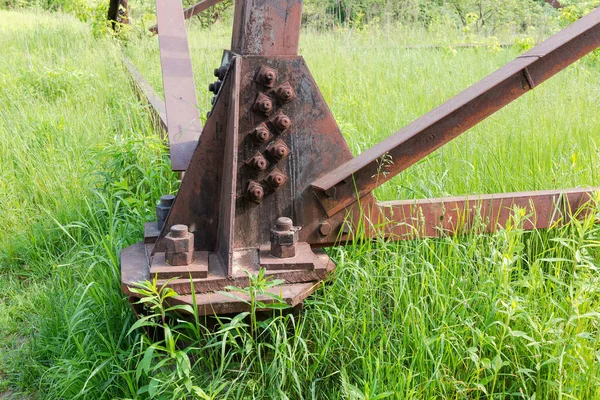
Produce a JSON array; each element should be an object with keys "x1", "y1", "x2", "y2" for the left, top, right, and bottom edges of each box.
[
  {"x1": 266, "y1": 168, "x2": 287, "y2": 189},
  {"x1": 256, "y1": 66, "x2": 277, "y2": 88},
  {"x1": 267, "y1": 139, "x2": 290, "y2": 161},
  {"x1": 214, "y1": 63, "x2": 229, "y2": 80},
  {"x1": 275, "y1": 82, "x2": 296, "y2": 104},
  {"x1": 270, "y1": 217, "x2": 299, "y2": 258},
  {"x1": 246, "y1": 152, "x2": 269, "y2": 171},
  {"x1": 246, "y1": 181, "x2": 265, "y2": 203},
  {"x1": 156, "y1": 194, "x2": 175, "y2": 230},
  {"x1": 165, "y1": 224, "x2": 194, "y2": 266},
  {"x1": 318, "y1": 222, "x2": 333, "y2": 236},
  {"x1": 253, "y1": 123, "x2": 271, "y2": 144},
  {"x1": 254, "y1": 93, "x2": 274, "y2": 115},
  {"x1": 272, "y1": 113, "x2": 292, "y2": 132},
  {"x1": 209, "y1": 81, "x2": 222, "y2": 94}
]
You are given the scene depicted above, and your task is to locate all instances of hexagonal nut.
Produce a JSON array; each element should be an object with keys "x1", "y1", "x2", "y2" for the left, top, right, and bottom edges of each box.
[
  {"x1": 275, "y1": 82, "x2": 296, "y2": 104},
  {"x1": 318, "y1": 222, "x2": 333, "y2": 236},
  {"x1": 256, "y1": 66, "x2": 277, "y2": 88},
  {"x1": 266, "y1": 169, "x2": 287, "y2": 189},
  {"x1": 165, "y1": 232, "x2": 194, "y2": 254},
  {"x1": 254, "y1": 93, "x2": 274, "y2": 115},
  {"x1": 270, "y1": 243, "x2": 296, "y2": 259},
  {"x1": 166, "y1": 251, "x2": 194, "y2": 266},
  {"x1": 214, "y1": 64, "x2": 229, "y2": 80},
  {"x1": 270, "y1": 229, "x2": 297, "y2": 246},
  {"x1": 272, "y1": 114, "x2": 292, "y2": 132},
  {"x1": 246, "y1": 181, "x2": 265, "y2": 203},
  {"x1": 267, "y1": 140, "x2": 290, "y2": 161},
  {"x1": 253, "y1": 124, "x2": 271, "y2": 143},
  {"x1": 247, "y1": 153, "x2": 268, "y2": 171}
]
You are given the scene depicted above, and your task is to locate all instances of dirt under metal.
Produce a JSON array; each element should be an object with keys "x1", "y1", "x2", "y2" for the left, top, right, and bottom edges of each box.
[{"x1": 114, "y1": 0, "x2": 600, "y2": 316}]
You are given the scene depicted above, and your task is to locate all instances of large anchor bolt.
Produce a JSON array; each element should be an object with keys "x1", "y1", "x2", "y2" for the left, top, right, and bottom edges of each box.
[
  {"x1": 165, "y1": 224, "x2": 194, "y2": 266},
  {"x1": 156, "y1": 195, "x2": 175, "y2": 230},
  {"x1": 270, "y1": 217, "x2": 299, "y2": 258}
]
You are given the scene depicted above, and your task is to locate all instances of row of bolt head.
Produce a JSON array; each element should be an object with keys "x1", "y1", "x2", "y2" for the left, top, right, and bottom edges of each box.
[
  {"x1": 256, "y1": 67, "x2": 297, "y2": 103},
  {"x1": 252, "y1": 115, "x2": 291, "y2": 144},
  {"x1": 246, "y1": 139, "x2": 290, "y2": 171},
  {"x1": 246, "y1": 170, "x2": 288, "y2": 202},
  {"x1": 254, "y1": 88, "x2": 296, "y2": 116},
  {"x1": 247, "y1": 66, "x2": 294, "y2": 204}
]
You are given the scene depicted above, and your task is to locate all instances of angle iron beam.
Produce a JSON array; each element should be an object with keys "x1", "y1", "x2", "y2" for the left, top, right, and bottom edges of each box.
[
  {"x1": 377, "y1": 187, "x2": 598, "y2": 240},
  {"x1": 311, "y1": 8, "x2": 600, "y2": 217},
  {"x1": 156, "y1": 0, "x2": 203, "y2": 171},
  {"x1": 122, "y1": 57, "x2": 168, "y2": 132},
  {"x1": 149, "y1": 0, "x2": 224, "y2": 34}
]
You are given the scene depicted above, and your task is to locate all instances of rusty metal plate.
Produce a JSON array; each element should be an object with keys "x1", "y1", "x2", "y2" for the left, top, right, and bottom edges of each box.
[
  {"x1": 156, "y1": 0, "x2": 202, "y2": 171},
  {"x1": 169, "y1": 282, "x2": 320, "y2": 316},
  {"x1": 150, "y1": 251, "x2": 209, "y2": 279}
]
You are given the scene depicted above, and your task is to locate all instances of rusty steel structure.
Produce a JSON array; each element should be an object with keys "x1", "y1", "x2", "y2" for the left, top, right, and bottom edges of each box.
[{"x1": 119, "y1": 0, "x2": 600, "y2": 316}]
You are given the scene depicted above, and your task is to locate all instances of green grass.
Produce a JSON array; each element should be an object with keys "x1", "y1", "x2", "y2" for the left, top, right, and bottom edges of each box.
[{"x1": 2, "y1": 9, "x2": 600, "y2": 399}]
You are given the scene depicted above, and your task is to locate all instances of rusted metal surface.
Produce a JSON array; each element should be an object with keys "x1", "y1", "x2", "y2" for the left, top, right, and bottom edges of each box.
[
  {"x1": 168, "y1": 282, "x2": 320, "y2": 316},
  {"x1": 121, "y1": 242, "x2": 150, "y2": 293},
  {"x1": 141, "y1": 247, "x2": 333, "y2": 297},
  {"x1": 157, "y1": 53, "x2": 360, "y2": 253},
  {"x1": 377, "y1": 188, "x2": 598, "y2": 240},
  {"x1": 215, "y1": 58, "x2": 241, "y2": 275},
  {"x1": 156, "y1": 0, "x2": 203, "y2": 171},
  {"x1": 231, "y1": 0, "x2": 303, "y2": 56},
  {"x1": 150, "y1": 251, "x2": 208, "y2": 279},
  {"x1": 148, "y1": 0, "x2": 225, "y2": 34},
  {"x1": 311, "y1": 7, "x2": 600, "y2": 217},
  {"x1": 123, "y1": 58, "x2": 168, "y2": 132}
]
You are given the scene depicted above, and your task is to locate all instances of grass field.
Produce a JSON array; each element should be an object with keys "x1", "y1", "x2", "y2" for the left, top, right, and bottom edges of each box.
[{"x1": 2, "y1": 9, "x2": 600, "y2": 399}]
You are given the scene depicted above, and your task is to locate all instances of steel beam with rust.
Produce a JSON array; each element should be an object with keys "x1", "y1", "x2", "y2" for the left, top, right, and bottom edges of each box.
[
  {"x1": 311, "y1": 8, "x2": 600, "y2": 217},
  {"x1": 231, "y1": 0, "x2": 302, "y2": 56},
  {"x1": 376, "y1": 188, "x2": 598, "y2": 240},
  {"x1": 156, "y1": 0, "x2": 203, "y2": 171},
  {"x1": 149, "y1": 0, "x2": 224, "y2": 34}
]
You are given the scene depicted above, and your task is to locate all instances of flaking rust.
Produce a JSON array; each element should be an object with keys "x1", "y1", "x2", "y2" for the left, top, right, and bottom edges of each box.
[{"x1": 120, "y1": 0, "x2": 600, "y2": 316}]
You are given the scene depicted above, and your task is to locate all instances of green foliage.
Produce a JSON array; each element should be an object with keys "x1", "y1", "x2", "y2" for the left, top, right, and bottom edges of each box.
[
  {"x1": 557, "y1": 0, "x2": 600, "y2": 66},
  {"x1": 558, "y1": 0, "x2": 600, "y2": 25},
  {"x1": 3, "y1": 8, "x2": 600, "y2": 400},
  {"x1": 302, "y1": 0, "x2": 557, "y2": 33},
  {"x1": 183, "y1": 0, "x2": 233, "y2": 27}
]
